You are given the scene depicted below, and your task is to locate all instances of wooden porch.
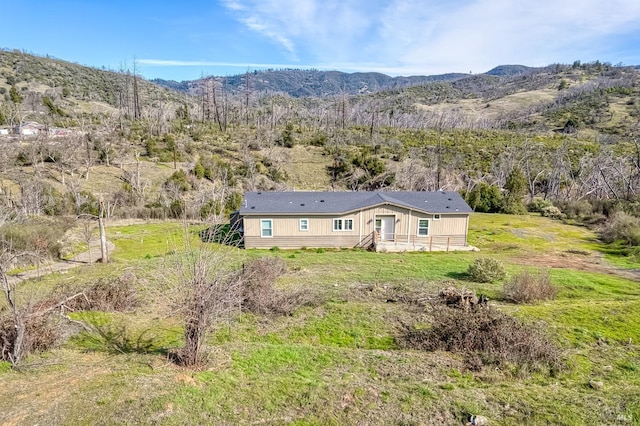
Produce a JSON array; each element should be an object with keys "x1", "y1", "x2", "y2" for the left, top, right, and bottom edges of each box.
[{"x1": 360, "y1": 232, "x2": 477, "y2": 252}]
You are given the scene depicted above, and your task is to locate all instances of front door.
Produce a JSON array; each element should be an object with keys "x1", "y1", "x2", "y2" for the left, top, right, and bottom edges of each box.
[{"x1": 375, "y1": 216, "x2": 396, "y2": 241}]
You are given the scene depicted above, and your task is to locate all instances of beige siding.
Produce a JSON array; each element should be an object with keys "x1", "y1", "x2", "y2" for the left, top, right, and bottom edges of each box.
[
  {"x1": 243, "y1": 214, "x2": 362, "y2": 249},
  {"x1": 242, "y1": 206, "x2": 469, "y2": 249},
  {"x1": 411, "y1": 213, "x2": 468, "y2": 243}
]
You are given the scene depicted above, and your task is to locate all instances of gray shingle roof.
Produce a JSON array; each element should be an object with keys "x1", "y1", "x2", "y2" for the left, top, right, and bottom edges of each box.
[{"x1": 239, "y1": 191, "x2": 472, "y2": 215}]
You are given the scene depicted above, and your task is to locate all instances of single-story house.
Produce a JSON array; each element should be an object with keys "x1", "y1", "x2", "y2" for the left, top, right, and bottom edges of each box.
[
  {"x1": 13, "y1": 121, "x2": 46, "y2": 136},
  {"x1": 236, "y1": 191, "x2": 474, "y2": 252}
]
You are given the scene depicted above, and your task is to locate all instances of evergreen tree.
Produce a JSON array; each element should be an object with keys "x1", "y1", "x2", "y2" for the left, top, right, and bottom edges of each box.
[
  {"x1": 9, "y1": 85, "x2": 22, "y2": 105},
  {"x1": 503, "y1": 167, "x2": 527, "y2": 214}
]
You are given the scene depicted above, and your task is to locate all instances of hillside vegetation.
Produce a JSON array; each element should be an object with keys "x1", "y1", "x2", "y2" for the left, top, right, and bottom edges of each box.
[
  {"x1": 1, "y1": 215, "x2": 639, "y2": 424},
  {"x1": 1, "y1": 50, "x2": 640, "y2": 424}
]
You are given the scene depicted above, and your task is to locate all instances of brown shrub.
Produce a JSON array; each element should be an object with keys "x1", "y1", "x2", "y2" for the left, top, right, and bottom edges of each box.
[
  {"x1": 398, "y1": 304, "x2": 562, "y2": 374},
  {"x1": 62, "y1": 271, "x2": 138, "y2": 312},
  {"x1": 438, "y1": 287, "x2": 488, "y2": 310},
  {"x1": 238, "y1": 257, "x2": 316, "y2": 316},
  {"x1": 1, "y1": 311, "x2": 62, "y2": 363},
  {"x1": 503, "y1": 269, "x2": 557, "y2": 304}
]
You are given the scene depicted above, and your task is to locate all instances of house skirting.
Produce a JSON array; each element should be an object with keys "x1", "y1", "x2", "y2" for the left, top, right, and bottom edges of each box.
[{"x1": 375, "y1": 241, "x2": 478, "y2": 253}]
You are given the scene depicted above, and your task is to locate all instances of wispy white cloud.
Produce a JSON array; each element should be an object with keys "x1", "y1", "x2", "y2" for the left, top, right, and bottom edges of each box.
[
  {"x1": 220, "y1": 0, "x2": 378, "y2": 61},
  {"x1": 219, "y1": 0, "x2": 640, "y2": 75}
]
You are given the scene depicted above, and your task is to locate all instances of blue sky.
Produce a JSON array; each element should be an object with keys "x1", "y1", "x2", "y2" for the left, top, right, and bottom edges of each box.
[{"x1": 3, "y1": 0, "x2": 640, "y2": 81}]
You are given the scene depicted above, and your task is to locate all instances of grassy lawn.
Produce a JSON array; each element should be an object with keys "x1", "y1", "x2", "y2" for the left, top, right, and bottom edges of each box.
[
  {"x1": 107, "y1": 221, "x2": 205, "y2": 261},
  {"x1": 2, "y1": 213, "x2": 640, "y2": 425}
]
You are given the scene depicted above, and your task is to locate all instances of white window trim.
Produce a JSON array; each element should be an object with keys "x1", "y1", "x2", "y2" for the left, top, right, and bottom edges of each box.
[
  {"x1": 299, "y1": 218, "x2": 309, "y2": 231},
  {"x1": 260, "y1": 219, "x2": 273, "y2": 238},
  {"x1": 417, "y1": 218, "x2": 430, "y2": 236},
  {"x1": 333, "y1": 218, "x2": 354, "y2": 231},
  {"x1": 433, "y1": 214, "x2": 441, "y2": 221}
]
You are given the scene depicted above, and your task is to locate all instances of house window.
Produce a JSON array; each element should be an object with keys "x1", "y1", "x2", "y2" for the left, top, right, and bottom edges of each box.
[
  {"x1": 434, "y1": 214, "x2": 441, "y2": 221},
  {"x1": 333, "y1": 218, "x2": 353, "y2": 231},
  {"x1": 261, "y1": 219, "x2": 273, "y2": 237},
  {"x1": 417, "y1": 219, "x2": 429, "y2": 236},
  {"x1": 299, "y1": 218, "x2": 309, "y2": 231}
]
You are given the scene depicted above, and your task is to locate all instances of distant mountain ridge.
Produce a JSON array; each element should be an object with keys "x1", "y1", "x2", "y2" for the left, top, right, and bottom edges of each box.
[
  {"x1": 0, "y1": 47, "x2": 540, "y2": 100},
  {"x1": 485, "y1": 65, "x2": 539, "y2": 76},
  {"x1": 153, "y1": 70, "x2": 467, "y2": 98},
  {"x1": 151, "y1": 65, "x2": 537, "y2": 98},
  {"x1": 151, "y1": 65, "x2": 539, "y2": 98}
]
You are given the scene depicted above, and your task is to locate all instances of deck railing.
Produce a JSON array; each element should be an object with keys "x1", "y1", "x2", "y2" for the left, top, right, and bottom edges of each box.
[{"x1": 370, "y1": 233, "x2": 467, "y2": 252}]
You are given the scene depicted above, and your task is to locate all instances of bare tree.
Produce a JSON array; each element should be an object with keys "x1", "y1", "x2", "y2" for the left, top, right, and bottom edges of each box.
[
  {"x1": 98, "y1": 199, "x2": 109, "y2": 264},
  {"x1": 161, "y1": 234, "x2": 241, "y2": 366},
  {"x1": 82, "y1": 221, "x2": 94, "y2": 264},
  {"x1": 1, "y1": 243, "x2": 88, "y2": 368},
  {"x1": 0, "y1": 247, "x2": 29, "y2": 366},
  {"x1": 133, "y1": 60, "x2": 142, "y2": 121}
]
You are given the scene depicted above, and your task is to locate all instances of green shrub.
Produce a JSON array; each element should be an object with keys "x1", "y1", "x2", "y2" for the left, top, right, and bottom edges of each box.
[
  {"x1": 557, "y1": 200, "x2": 594, "y2": 219},
  {"x1": 309, "y1": 132, "x2": 327, "y2": 146},
  {"x1": 528, "y1": 198, "x2": 553, "y2": 213},
  {"x1": 0, "y1": 217, "x2": 75, "y2": 260},
  {"x1": 501, "y1": 199, "x2": 528, "y2": 215},
  {"x1": 165, "y1": 170, "x2": 192, "y2": 192},
  {"x1": 467, "y1": 257, "x2": 507, "y2": 283},
  {"x1": 193, "y1": 160, "x2": 205, "y2": 179},
  {"x1": 599, "y1": 212, "x2": 640, "y2": 246},
  {"x1": 541, "y1": 205, "x2": 565, "y2": 220},
  {"x1": 169, "y1": 199, "x2": 185, "y2": 218},
  {"x1": 462, "y1": 183, "x2": 503, "y2": 213}
]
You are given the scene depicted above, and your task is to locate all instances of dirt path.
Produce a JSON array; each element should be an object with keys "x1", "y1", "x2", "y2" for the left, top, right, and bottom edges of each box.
[{"x1": 7, "y1": 240, "x2": 115, "y2": 285}]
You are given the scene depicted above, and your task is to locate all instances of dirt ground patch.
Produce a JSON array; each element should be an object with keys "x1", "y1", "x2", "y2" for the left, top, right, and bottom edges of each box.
[{"x1": 512, "y1": 251, "x2": 640, "y2": 281}]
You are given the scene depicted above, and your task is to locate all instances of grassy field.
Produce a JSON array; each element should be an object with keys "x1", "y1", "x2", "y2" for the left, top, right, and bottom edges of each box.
[{"x1": 2, "y1": 213, "x2": 640, "y2": 425}]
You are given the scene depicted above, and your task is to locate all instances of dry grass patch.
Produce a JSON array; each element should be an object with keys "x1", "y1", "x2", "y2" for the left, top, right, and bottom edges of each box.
[{"x1": 503, "y1": 269, "x2": 557, "y2": 304}]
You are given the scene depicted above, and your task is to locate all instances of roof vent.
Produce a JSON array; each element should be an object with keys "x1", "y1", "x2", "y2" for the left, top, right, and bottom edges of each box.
[
  {"x1": 300, "y1": 203, "x2": 305, "y2": 206},
  {"x1": 446, "y1": 206, "x2": 450, "y2": 209},
  {"x1": 448, "y1": 198, "x2": 452, "y2": 201},
  {"x1": 250, "y1": 206, "x2": 255, "y2": 209},
  {"x1": 257, "y1": 192, "x2": 262, "y2": 195},
  {"x1": 320, "y1": 200, "x2": 325, "y2": 203}
]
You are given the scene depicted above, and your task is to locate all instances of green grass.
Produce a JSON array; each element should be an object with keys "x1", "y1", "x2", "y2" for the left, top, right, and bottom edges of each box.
[
  {"x1": 550, "y1": 268, "x2": 640, "y2": 299},
  {"x1": 281, "y1": 249, "x2": 472, "y2": 285},
  {"x1": 214, "y1": 303, "x2": 398, "y2": 350},
  {"x1": 108, "y1": 222, "x2": 206, "y2": 261},
  {"x1": 468, "y1": 213, "x2": 600, "y2": 253},
  {"x1": 3, "y1": 216, "x2": 640, "y2": 425},
  {"x1": 68, "y1": 311, "x2": 183, "y2": 355},
  {"x1": 516, "y1": 299, "x2": 640, "y2": 346}
]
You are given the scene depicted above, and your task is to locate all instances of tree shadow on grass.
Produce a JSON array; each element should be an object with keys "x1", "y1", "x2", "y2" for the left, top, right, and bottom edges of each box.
[
  {"x1": 73, "y1": 321, "x2": 178, "y2": 356},
  {"x1": 445, "y1": 271, "x2": 470, "y2": 281},
  {"x1": 199, "y1": 224, "x2": 243, "y2": 248}
]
